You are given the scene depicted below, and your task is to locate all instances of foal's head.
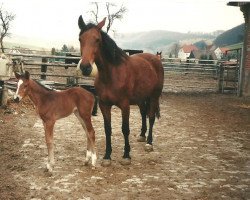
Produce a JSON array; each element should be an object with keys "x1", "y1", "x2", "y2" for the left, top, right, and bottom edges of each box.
[{"x1": 14, "y1": 71, "x2": 30, "y2": 102}]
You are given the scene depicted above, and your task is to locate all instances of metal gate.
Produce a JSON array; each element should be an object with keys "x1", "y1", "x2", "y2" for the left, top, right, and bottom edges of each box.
[{"x1": 162, "y1": 59, "x2": 219, "y2": 93}]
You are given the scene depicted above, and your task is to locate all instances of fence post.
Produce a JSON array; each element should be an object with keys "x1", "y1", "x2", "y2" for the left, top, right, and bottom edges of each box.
[
  {"x1": 218, "y1": 63, "x2": 223, "y2": 93},
  {"x1": 41, "y1": 57, "x2": 48, "y2": 80},
  {"x1": 1, "y1": 84, "x2": 8, "y2": 106}
]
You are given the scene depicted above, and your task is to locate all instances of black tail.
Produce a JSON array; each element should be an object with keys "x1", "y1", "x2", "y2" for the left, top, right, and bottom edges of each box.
[
  {"x1": 92, "y1": 96, "x2": 98, "y2": 116},
  {"x1": 156, "y1": 104, "x2": 160, "y2": 119},
  {"x1": 145, "y1": 99, "x2": 161, "y2": 119}
]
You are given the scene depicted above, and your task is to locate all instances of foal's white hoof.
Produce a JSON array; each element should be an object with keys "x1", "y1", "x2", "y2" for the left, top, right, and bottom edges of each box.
[
  {"x1": 45, "y1": 163, "x2": 53, "y2": 176},
  {"x1": 137, "y1": 136, "x2": 146, "y2": 142},
  {"x1": 46, "y1": 163, "x2": 53, "y2": 171},
  {"x1": 120, "y1": 158, "x2": 131, "y2": 166},
  {"x1": 144, "y1": 144, "x2": 154, "y2": 152},
  {"x1": 101, "y1": 159, "x2": 111, "y2": 167}
]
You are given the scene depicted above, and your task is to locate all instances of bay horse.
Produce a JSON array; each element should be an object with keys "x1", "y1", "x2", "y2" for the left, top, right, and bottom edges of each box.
[
  {"x1": 156, "y1": 51, "x2": 162, "y2": 60},
  {"x1": 14, "y1": 71, "x2": 97, "y2": 172},
  {"x1": 78, "y1": 16, "x2": 164, "y2": 166}
]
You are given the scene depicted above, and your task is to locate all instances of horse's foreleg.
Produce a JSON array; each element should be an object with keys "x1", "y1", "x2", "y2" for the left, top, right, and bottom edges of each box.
[
  {"x1": 43, "y1": 120, "x2": 55, "y2": 172},
  {"x1": 120, "y1": 102, "x2": 131, "y2": 165},
  {"x1": 99, "y1": 103, "x2": 112, "y2": 166}
]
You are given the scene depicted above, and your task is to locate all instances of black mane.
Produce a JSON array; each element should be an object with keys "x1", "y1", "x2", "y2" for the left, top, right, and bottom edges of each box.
[{"x1": 80, "y1": 23, "x2": 128, "y2": 66}]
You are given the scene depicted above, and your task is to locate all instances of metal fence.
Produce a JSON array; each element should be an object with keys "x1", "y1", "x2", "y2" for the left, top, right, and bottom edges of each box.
[
  {"x1": 3, "y1": 53, "x2": 241, "y2": 94},
  {"x1": 162, "y1": 58, "x2": 220, "y2": 93}
]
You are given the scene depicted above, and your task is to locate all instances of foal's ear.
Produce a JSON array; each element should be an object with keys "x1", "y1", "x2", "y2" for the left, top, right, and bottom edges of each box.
[
  {"x1": 24, "y1": 71, "x2": 30, "y2": 80},
  {"x1": 97, "y1": 17, "x2": 106, "y2": 30},
  {"x1": 78, "y1": 15, "x2": 86, "y2": 30},
  {"x1": 14, "y1": 72, "x2": 21, "y2": 79}
]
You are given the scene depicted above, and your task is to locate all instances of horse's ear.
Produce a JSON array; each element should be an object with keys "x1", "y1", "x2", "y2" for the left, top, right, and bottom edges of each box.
[
  {"x1": 24, "y1": 71, "x2": 30, "y2": 80},
  {"x1": 97, "y1": 17, "x2": 106, "y2": 30},
  {"x1": 78, "y1": 15, "x2": 86, "y2": 30},
  {"x1": 14, "y1": 72, "x2": 20, "y2": 79}
]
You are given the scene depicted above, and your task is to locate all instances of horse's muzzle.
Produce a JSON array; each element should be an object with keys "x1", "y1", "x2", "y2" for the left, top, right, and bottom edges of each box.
[{"x1": 80, "y1": 63, "x2": 93, "y2": 76}]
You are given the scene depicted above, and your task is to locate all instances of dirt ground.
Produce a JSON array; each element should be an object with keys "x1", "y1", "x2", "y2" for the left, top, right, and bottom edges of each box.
[{"x1": 0, "y1": 93, "x2": 249, "y2": 200}]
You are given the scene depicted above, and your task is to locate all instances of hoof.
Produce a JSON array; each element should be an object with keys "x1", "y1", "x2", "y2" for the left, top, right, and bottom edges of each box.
[
  {"x1": 120, "y1": 158, "x2": 131, "y2": 166},
  {"x1": 46, "y1": 163, "x2": 53, "y2": 173},
  {"x1": 44, "y1": 170, "x2": 53, "y2": 177},
  {"x1": 144, "y1": 144, "x2": 154, "y2": 152},
  {"x1": 84, "y1": 161, "x2": 89, "y2": 166},
  {"x1": 137, "y1": 136, "x2": 146, "y2": 142},
  {"x1": 101, "y1": 159, "x2": 111, "y2": 167}
]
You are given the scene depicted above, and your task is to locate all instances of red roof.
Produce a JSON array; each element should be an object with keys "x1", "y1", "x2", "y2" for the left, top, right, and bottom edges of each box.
[
  {"x1": 219, "y1": 47, "x2": 229, "y2": 54},
  {"x1": 182, "y1": 44, "x2": 198, "y2": 53}
]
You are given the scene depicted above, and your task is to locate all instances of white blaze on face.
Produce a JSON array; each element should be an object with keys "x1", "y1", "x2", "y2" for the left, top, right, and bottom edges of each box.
[{"x1": 14, "y1": 79, "x2": 23, "y2": 100}]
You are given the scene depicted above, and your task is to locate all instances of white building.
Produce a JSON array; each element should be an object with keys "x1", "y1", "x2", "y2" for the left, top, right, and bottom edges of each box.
[
  {"x1": 178, "y1": 44, "x2": 198, "y2": 61},
  {"x1": 214, "y1": 47, "x2": 229, "y2": 60}
]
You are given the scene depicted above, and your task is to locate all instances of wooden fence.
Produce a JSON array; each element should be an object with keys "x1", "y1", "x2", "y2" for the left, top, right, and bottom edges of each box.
[{"x1": 1, "y1": 53, "x2": 241, "y2": 98}]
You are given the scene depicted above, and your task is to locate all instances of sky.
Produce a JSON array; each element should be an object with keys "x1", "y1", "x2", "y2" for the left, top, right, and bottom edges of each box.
[{"x1": 1, "y1": 0, "x2": 245, "y2": 49}]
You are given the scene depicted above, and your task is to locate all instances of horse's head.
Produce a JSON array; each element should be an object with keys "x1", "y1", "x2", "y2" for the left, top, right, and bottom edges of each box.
[
  {"x1": 14, "y1": 71, "x2": 30, "y2": 102},
  {"x1": 78, "y1": 15, "x2": 106, "y2": 74},
  {"x1": 156, "y1": 51, "x2": 162, "y2": 60}
]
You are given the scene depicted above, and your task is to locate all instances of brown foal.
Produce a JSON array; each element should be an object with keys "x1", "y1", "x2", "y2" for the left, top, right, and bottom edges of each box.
[{"x1": 14, "y1": 71, "x2": 97, "y2": 172}]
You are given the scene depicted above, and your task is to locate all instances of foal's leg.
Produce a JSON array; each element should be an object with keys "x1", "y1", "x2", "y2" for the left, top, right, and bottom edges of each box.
[
  {"x1": 74, "y1": 111, "x2": 97, "y2": 168},
  {"x1": 137, "y1": 101, "x2": 147, "y2": 142},
  {"x1": 99, "y1": 102, "x2": 112, "y2": 166},
  {"x1": 43, "y1": 120, "x2": 55, "y2": 172},
  {"x1": 120, "y1": 101, "x2": 131, "y2": 165}
]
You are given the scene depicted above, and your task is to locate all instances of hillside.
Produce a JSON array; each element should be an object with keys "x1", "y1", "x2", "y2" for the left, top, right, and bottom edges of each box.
[
  {"x1": 115, "y1": 30, "x2": 215, "y2": 53},
  {"x1": 4, "y1": 24, "x2": 244, "y2": 54},
  {"x1": 213, "y1": 24, "x2": 244, "y2": 47}
]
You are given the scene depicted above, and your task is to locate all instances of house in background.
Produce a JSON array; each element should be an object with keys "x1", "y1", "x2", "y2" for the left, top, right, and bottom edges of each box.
[
  {"x1": 214, "y1": 47, "x2": 229, "y2": 60},
  {"x1": 178, "y1": 44, "x2": 198, "y2": 61},
  {"x1": 189, "y1": 50, "x2": 217, "y2": 63}
]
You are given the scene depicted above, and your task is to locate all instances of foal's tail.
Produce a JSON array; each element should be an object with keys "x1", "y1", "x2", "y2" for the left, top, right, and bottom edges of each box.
[{"x1": 91, "y1": 96, "x2": 98, "y2": 116}]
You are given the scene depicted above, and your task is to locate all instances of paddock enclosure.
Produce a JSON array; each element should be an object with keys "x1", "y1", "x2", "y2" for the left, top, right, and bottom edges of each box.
[
  {"x1": 0, "y1": 52, "x2": 249, "y2": 199},
  {"x1": 0, "y1": 93, "x2": 249, "y2": 199}
]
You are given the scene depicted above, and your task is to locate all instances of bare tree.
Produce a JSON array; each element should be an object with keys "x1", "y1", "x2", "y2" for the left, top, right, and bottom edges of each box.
[
  {"x1": 89, "y1": 2, "x2": 127, "y2": 33},
  {"x1": 90, "y1": 2, "x2": 99, "y2": 24},
  {"x1": 170, "y1": 43, "x2": 180, "y2": 58},
  {"x1": 105, "y1": 2, "x2": 126, "y2": 33},
  {"x1": 0, "y1": 5, "x2": 15, "y2": 53}
]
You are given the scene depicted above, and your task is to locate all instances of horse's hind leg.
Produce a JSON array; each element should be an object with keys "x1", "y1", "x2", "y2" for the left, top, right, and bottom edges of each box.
[
  {"x1": 137, "y1": 101, "x2": 147, "y2": 142},
  {"x1": 145, "y1": 98, "x2": 159, "y2": 152},
  {"x1": 43, "y1": 120, "x2": 55, "y2": 172},
  {"x1": 74, "y1": 111, "x2": 97, "y2": 168}
]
